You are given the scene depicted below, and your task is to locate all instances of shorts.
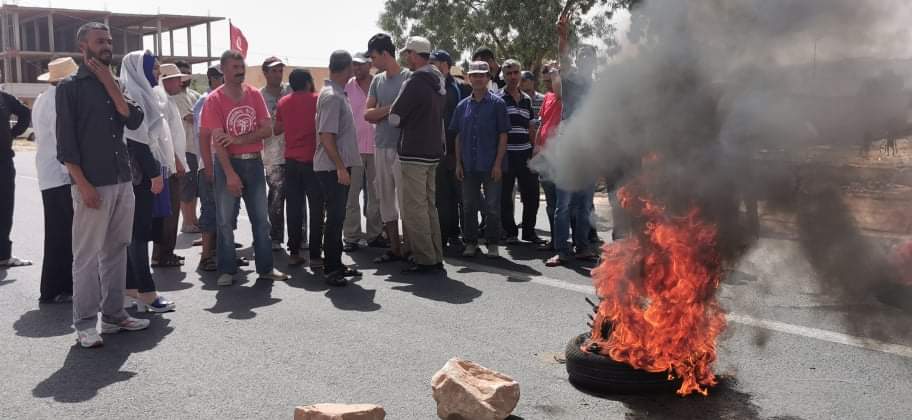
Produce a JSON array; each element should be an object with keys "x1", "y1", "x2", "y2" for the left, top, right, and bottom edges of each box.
[{"x1": 374, "y1": 147, "x2": 401, "y2": 223}]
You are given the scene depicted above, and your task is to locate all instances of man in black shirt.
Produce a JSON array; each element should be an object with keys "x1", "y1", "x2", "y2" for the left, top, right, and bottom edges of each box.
[
  {"x1": 430, "y1": 50, "x2": 464, "y2": 250},
  {"x1": 57, "y1": 22, "x2": 148, "y2": 348},
  {"x1": 0, "y1": 90, "x2": 31, "y2": 269}
]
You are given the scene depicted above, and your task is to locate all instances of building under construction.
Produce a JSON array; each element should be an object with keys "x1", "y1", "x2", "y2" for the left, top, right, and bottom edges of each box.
[{"x1": 0, "y1": 4, "x2": 223, "y2": 102}]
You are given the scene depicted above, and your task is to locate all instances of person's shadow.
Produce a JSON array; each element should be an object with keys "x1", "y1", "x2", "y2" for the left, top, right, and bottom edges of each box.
[
  {"x1": 150, "y1": 268, "x2": 194, "y2": 292},
  {"x1": 285, "y1": 267, "x2": 382, "y2": 312},
  {"x1": 385, "y1": 270, "x2": 483, "y2": 305},
  {"x1": 0, "y1": 269, "x2": 14, "y2": 287},
  {"x1": 14, "y1": 304, "x2": 73, "y2": 338},
  {"x1": 205, "y1": 277, "x2": 282, "y2": 320},
  {"x1": 32, "y1": 317, "x2": 174, "y2": 403}
]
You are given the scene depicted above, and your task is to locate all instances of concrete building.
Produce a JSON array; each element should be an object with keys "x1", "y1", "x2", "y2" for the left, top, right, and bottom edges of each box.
[{"x1": 0, "y1": 4, "x2": 223, "y2": 103}]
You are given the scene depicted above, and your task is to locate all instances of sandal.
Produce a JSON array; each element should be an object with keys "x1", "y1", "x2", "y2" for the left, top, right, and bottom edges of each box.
[
  {"x1": 198, "y1": 257, "x2": 217, "y2": 272},
  {"x1": 152, "y1": 254, "x2": 183, "y2": 268},
  {"x1": 373, "y1": 251, "x2": 403, "y2": 264},
  {"x1": 545, "y1": 255, "x2": 569, "y2": 267},
  {"x1": 0, "y1": 256, "x2": 33, "y2": 268}
]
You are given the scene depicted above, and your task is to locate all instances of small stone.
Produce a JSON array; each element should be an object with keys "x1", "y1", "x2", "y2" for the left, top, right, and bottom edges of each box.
[
  {"x1": 293, "y1": 404, "x2": 386, "y2": 420},
  {"x1": 431, "y1": 357, "x2": 520, "y2": 420}
]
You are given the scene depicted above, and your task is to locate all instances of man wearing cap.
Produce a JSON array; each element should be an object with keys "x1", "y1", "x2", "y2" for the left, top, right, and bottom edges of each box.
[
  {"x1": 390, "y1": 36, "x2": 446, "y2": 273},
  {"x1": 429, "y1": 49, "x2": 464, "y2": 251},
  {"x1": 521, "y1": 70, "x2": 545, "y2": 119},
  {"x1": 365, "y1": 33, "x2": 410, "y2": 264},
  {"x1": 173, "y1": 61, "x2": 203, "y2": 235},
  {"x1": 452, "y1": 61, "x2": 510, "y2": 258},
  {"x1": 260, "y1": 57, "x2": 292, "y2": 252},
  {"x1": 343, "y1": 52, "x2": 384, "y2": 252},
  {"x1": 315, "y1": 50, "x2": 363, "y2": 286},
  {"x1": 200, "y1": 49, "x2": 290, "y2": 286},
  {"x1": 33, "y1": 57, "x2": 76, "y2": 302},
  {"x1": 151, "y1": 63, "x2": 192, "y2": 269},
  {"x1": 499, "y1": 59, "x2": 544, "y2": 246},
  {"x1": 472, "y1": 47, "x2": 506, "y2": 91},
  {"x1": 194, "y1": 64, "x2": 227, "y2": 271}
]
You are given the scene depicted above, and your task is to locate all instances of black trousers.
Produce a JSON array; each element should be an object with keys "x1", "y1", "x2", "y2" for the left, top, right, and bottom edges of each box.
[
  {"x1": 316, "y1": 169, "x2": 350, "y2": 273},
  {"x1": 0, "y1": 157, "x2": 14, "y2": 260},
  {"x1": 127, "y1": 179, "x2": 157, "y2": 293},
  {"x1": 436, "y1": 164, "x2": 461, "y2": 244},
  {"x1": 501, "y1": 150, "x2": 540, "y2": 239},
  {"x1": 286, "y1": 159, "x2": 324, "y2": 259},
  {"x1": 40, "y1": 185, "x2": 74, "y2": 299}
]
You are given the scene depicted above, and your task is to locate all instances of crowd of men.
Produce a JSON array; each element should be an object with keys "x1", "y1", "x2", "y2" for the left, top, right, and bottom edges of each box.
[{"x1": 0, "y1": 15, "x2": 608, "y2": 348}]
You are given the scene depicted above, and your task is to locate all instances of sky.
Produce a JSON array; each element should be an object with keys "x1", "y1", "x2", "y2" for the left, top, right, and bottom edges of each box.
[{"x1": 15, "y1": 0, "x2": 387, "y2": 67}]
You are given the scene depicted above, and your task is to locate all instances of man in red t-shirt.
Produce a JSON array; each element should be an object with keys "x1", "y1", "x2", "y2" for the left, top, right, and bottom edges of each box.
[
  {"x1": 200, "y1": 50, "x2": 290, "y2": 286},
  {"x1": 275, "y1": 69, "x2": 323, "y2": 267}
]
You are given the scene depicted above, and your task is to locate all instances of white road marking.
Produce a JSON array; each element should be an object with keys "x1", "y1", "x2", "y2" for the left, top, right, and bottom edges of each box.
[{"x1": 457, "y1": 260, "x2": 912, "y2": 359}]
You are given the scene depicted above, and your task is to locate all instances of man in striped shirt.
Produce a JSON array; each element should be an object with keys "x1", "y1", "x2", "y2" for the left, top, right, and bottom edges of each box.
[{"x1": 498, "y1": 59, "x2": 545, "y2": 245}]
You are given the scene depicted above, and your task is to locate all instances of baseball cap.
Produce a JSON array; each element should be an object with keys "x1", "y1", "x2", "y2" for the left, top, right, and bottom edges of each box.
[
  {"x1": 521, "y1": 70, "x2": 535, "y2": 81},
  {"x1": 429, "y1": 50, "x2": 453, "y2": 66},
  {"x1": 263, "y1": 56, "x2": 285, "y2": 68},
  {"x1": 399, "y1": 36, "x2": 431, "y2": 55},
  {"x1": 467, "y1": 61, "x2": 490, "y2": 75},
  {"x1": 207, "y1": 64, "x2": 223, "y2": 78},
  {"x1": 352, "y1": 52, "x2": 371, "y2": 64}
]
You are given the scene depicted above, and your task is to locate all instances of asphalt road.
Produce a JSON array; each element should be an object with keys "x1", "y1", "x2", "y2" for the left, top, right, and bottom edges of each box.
[{"x1": 2, "y1": 150, "x2": 911, "y2": 419}]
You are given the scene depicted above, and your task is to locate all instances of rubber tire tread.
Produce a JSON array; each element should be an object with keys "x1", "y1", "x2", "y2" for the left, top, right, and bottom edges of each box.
[{"x1": 565, "y1": 333, "x2": 682, "y2": 394}]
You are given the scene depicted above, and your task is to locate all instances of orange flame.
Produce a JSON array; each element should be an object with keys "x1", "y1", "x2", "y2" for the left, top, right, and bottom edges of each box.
[{"x1": 587, "y1": 183, "x2": 727, "y2": 396}]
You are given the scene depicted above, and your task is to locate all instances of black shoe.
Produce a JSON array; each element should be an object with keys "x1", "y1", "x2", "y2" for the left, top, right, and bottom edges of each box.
[
  {"x1": 537, "y1": 241, "x2": 555, "y2": 252},
  {"x1": 523, "y1": 235, "x2": 547, "y2": 245},
  {"x1": 368, "y1": 236, "x2": 390, "y2": 248},
  {"x1": 236, "y1": 257, "x2": 250, "y2": 267},
  {"x1": 343, "y1": 242, "x2": 360, "y2": 252},
  {"x1": 324, "y1": 270, "x2": 349, "y2": 287},
  {"x1": 340, "y1": 267, "x2": 362, "y2": 277}
]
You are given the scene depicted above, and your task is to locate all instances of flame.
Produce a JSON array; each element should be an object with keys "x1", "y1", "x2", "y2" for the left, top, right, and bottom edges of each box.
[{"x1": 586, "y1": 182, "x2": 727, "y2": 396}]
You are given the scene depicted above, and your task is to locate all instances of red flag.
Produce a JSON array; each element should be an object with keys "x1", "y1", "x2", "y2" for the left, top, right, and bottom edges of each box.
[{"x1": 229, "y1": 21, "x2": 248, "y2": 59}]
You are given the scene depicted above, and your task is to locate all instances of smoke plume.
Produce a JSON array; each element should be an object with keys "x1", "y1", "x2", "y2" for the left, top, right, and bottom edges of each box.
[{"x1": 535, "y1": 0, "x2": 912, "y2": 340}]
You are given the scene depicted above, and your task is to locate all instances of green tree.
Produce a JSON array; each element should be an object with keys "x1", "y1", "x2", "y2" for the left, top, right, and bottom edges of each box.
[{"x1": 378, "y1": 0, "x2": 640, "y2": 72}]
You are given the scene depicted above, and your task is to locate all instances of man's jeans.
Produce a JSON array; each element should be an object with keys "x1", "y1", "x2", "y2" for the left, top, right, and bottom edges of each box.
[
  {"x1": 343, "y1": 154, "x2": 383, "y2": 243},
  {"x1": 541, "y1": 180, "x2": 557, "y2": 238},
  {"x1": 0, "y1": 157, "x2": 14, "y2": 260},
  {"x1": 554, "y1": 185, "x2": 595, "y2": 257},
  {"x1": 436, "y1": 164, "x2": 461, "y2": 243},
  {"x1": 501, "y1": 149, "x2": 540, "y2": 239},
  {"x1": 462, "y1": 171, "x2": 501, "y2": 245},
  {"x1": 316, "y1": 169, "x2": 351, "y2": 273},
  {"x1": 266, "y1": 164, "x2": 286, "y2": 243},
  {"x1": 214, "y1": 157, "x2": 274, "y2": 275},
  {"x1": 286, "y1": 159, "x2": 324, "y2": 259}
]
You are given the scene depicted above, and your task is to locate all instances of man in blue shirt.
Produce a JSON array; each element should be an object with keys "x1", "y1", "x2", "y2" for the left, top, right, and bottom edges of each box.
[{"x1": 452, "y1": 62, "x2": 509, "y2": 258}]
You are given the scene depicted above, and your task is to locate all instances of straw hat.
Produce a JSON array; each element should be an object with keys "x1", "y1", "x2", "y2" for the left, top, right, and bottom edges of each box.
[
  {"x1": 37, "y1": 57, "x2": 78, "y2": 83},
  {"x1": 160, "y1": 63, "x2": 191, "y2": 82}
]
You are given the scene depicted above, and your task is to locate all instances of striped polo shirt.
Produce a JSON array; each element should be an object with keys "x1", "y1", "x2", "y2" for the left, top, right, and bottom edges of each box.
[{"x1": 499, "y1": 90, "x2": 534, "y2": 152}]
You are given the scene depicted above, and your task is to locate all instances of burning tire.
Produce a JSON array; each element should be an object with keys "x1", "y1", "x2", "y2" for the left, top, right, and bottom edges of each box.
[{"x1": 565, "y1": 333, "x2": 682, "y2": 394}]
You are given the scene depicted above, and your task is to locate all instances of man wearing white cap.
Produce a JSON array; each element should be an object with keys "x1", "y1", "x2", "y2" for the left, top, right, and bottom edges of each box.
[
  {"x1": 151, "y1": 63, "x2": 192, "y2": 268},
  {"x1": 390, "y1": 36, "x2": 446, "y2": 273},
  {"x1": 33, "y1": 57, "x2": 77, "y2": 302}
]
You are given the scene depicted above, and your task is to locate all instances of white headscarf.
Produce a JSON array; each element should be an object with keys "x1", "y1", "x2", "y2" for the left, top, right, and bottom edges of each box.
[{"x1": 120, "y1": 50, "x2": 174, "y2": 172}]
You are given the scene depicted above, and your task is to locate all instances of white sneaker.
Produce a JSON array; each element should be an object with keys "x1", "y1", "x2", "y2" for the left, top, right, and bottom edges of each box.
[
  {"x1": 462, "y1": 244, "x2": 479, "y2": 257},
  {"x1": 101, "y1": 317, "x2": 150, "y2": 334},
  {"x1": 217, "y1": 273, "x2": 234, "y2": 287},
  {"x1": 259, "y1": 269, "x2": 290, "y2": 281},
  {"x1": 76, "y1": 328, "x2": 103, "y2": 348},
  {"x1": 486, "y1": 244, "x2": 500, "y2": 258}
]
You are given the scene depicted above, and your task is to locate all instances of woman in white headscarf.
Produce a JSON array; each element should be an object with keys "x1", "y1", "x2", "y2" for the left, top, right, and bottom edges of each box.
[{"x1": 120, "y1": 50, "x2": 176, "y2": 313}]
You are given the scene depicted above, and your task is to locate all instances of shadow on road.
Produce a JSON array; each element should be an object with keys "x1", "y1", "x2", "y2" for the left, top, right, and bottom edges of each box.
[
  {"x1": 150, "y1": 268, "x2": 194, "y2": 292},
  {"x1": 576, "y1": 377, "x2": 803, "y2": 420},
  {"x1": 205, "y1": 278, "x2": 281, "y2": 320},
  {"x1": 284, "y1": 268, "x2": 383, "y2": 312},
  {"x1": 14, "y1": 304, "x2": 73, "y2": 338},
  {"x1": 0, "y1": 269, "x2": 14, "y2": 287},
  {"x1": 32, "y1": 317, "x2": 174, "y2": 403},
  {"x1": 386, "y1": 272, "x2": 483, "y2": 305}
]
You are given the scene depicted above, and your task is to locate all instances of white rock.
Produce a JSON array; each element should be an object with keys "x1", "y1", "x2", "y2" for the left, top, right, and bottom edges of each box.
[
  {"x1": 293, "y1": 403, "x2": 386, "y2": 420},
  {"x1": 431, "y1": 357, "x2": 520, "y2": 420}
]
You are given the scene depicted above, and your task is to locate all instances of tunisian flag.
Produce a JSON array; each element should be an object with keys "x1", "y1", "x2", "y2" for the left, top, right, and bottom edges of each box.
[{"x1": 229, "y1": 21, "x2": 249, "y2": 59}]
